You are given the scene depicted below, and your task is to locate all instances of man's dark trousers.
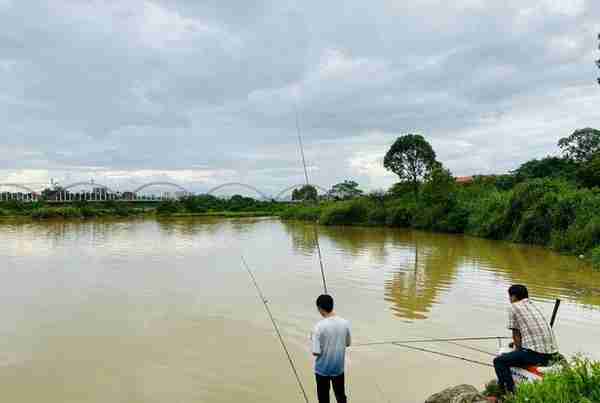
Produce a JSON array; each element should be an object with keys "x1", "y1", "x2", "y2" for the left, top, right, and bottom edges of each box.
[
  {"x1": 316, "y1": 373, "x2": 347, "y2": 403},
  {"x1": 493, "y1": 348, "x2": 554, "y2": 393}
]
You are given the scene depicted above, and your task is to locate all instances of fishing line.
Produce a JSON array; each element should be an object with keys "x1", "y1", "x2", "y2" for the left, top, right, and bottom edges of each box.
[
  {"x1": 293, "y1": 103, "x2": 328, "y2": 295},
  {"x1": 444, "y1": 341, "x2": 496, "y2": 357},
  {"x1": 392, "y1": 343, "x2": 494, "y2": 368},
  {"x1": 241, "y1": 256, "x2": 310, "y2": 403},
  {"x1": 352, "y1": 336, "x2": 510, "y2": 348}
]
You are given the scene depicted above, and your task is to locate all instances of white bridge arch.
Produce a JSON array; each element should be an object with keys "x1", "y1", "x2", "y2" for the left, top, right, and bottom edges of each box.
[
  {"x1": 206, "y1": 183, "x2": 271, "y2": 200},
  {"x1": 133, "y1": 182, "x2": 190, "y2": 194}
]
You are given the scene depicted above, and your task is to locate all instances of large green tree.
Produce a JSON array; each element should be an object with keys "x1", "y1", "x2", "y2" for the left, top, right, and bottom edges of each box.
[
  {"x1": 292, "y1": 185, "x2": 317, "y2": 201},
  {"x1": 384, "y1": 134, "x2": 437, "y2": 198},
  {"x1": 512, "y1": 156, "x2": 578, "y2": 182},
  {"x1": 558, "y1": 128, "x2": 600, "y2": 163},
  {"x1": 328, "y1": 180, "x2": 363, "y2": 200}
]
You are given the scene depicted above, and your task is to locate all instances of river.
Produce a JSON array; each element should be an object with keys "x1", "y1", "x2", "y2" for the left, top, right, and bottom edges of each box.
[{"x1": 1, "y1": 217, "x2": 598, "y2": 403}]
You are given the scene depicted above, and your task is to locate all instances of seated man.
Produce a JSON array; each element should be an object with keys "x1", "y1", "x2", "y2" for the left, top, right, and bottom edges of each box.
[{"x1": 493, "y1": 284, "x2": 559, "y2": 395}]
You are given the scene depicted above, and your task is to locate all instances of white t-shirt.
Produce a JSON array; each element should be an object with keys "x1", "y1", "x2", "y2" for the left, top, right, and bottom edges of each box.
[{"x1": 311, "y1": 316, "x2": 351, "y2": 376}]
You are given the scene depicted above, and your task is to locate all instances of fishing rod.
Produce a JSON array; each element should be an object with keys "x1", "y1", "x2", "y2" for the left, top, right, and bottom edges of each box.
[
  {"x1": 352, "y1": 336, "x2": 510, "y2": 348},
  {"x1": 241, "y1": 256, "x2": 310, "y2": 403},
  {"x1": 293, "y1": 103, "x2": 328, "y2": 295}
]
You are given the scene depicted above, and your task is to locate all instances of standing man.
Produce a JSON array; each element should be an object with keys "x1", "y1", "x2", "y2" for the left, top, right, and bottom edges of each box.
[
  {"x1": 493, "y1": 285, "x2": 559, "y2": 395},
  {"x1": 312, "y1": 294, "x2": 351, "y2": 403}
]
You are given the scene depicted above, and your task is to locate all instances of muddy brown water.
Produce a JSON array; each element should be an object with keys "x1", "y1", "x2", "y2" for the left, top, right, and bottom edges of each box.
[{"x1": 0, "y1": 217, "x2": 598, "y2": 403}]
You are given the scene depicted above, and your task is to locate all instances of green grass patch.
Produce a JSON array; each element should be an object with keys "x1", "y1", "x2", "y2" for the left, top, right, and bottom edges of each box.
[{"x1": 507, "y1": 357, "x2": 600, "y2": 403}]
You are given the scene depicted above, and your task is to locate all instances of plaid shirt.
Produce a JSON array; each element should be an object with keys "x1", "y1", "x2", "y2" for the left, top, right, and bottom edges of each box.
[{"x1": 508, "y1": 299, "x2": 558, "y2": 354}]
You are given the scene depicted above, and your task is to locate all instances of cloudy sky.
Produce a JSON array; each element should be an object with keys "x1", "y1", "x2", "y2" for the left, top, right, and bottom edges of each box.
[{"x1": 1, "y1": 0, "x2": 599, "y2": 196}]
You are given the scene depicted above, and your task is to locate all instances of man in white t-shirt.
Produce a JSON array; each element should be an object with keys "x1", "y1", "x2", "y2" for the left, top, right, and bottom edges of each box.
[{"x1": 312, "y1": 294, "x2": 351, "y2": 403}]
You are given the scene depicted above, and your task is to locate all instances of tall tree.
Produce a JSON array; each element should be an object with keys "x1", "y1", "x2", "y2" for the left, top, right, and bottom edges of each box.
[
  {"x1": 558, "y1": 128, "x2": 600, "y2": 163},
  {"x1": 328, "y1": 180, "x2": 363, "y2": 200},
  {"x1": 292, "y1": 185, "x2": 317, "y2": 201},
  {"x1": 383, "y1": 134, "x2": 437, "y2": 198}
]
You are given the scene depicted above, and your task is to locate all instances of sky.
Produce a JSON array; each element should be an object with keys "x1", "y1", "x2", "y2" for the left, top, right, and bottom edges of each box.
[{"x1": 1, "y1": 0, "x2": 599, "y2": 196}]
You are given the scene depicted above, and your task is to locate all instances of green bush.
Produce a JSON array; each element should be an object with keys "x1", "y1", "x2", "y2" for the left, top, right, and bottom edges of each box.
[
  {"x1": 467, "y1": 190, "x2": 510, "y2": 239},
  {"x1": 385, "y1": 204, "x2": 414, "y2": 227},
  {"x1": 436, "y1": 204, "x2": 469, "y2": 233},
  {"x1": 320, "y1": 199, "x2": 369, "y2": 225},
  {"x1": 505, "y1": 179, "x2": 565, "y2": 236},
  {"x1": 553, "y1": 217, "x2": 600, "y2": 255},
  {"x1": 507, "y1": 357, "x2": 600, "y2": 403},
  {"x1": 367, "y1": 206, "x2": 387, "y2": 225},
  {"x1": 592, "y1": 246, "x2": 600, "y2": 271},
  {"x1": 30, "y1": 207, "x2": 83, "y2": 219},
  {"x1": 156, "y1": 200, "x2": 182, "y2": 215}
]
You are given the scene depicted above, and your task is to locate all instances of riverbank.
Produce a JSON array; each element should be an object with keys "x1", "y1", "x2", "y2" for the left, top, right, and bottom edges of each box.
[
  {"x1": 426, "y1": 356, "x2": 600, "y2": 403},
  {"x1": 0, "y1": 205, "x2": 279, "y2": 220},
  {"x1": 281, "y1": 178, "x2": 600, "y2": 270}
]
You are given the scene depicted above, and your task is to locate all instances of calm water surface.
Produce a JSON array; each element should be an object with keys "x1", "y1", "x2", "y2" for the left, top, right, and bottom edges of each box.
[{"x1": 1, "y1": 217, "x2": 599, "y2": 403}]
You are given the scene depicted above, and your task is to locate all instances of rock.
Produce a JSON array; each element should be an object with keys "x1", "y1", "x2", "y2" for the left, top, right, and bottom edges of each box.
[{"x1": 425, "y1": 384, "x2": 488, "y2": 403}]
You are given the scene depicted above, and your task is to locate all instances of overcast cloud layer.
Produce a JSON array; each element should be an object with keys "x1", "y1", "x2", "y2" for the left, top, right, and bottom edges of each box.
[{"x1": 1, "y1": 0, "x2": 599, "y2": 195}]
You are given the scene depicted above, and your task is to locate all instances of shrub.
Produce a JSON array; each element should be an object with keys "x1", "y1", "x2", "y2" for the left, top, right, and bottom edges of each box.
[
  {"x1": 30, "y1": 207, "x2": 82, "y2": 219},
  {"x1": 507, "y1": 357, "x2": 600, "y2": 403},
  {"x1": 386, "y1": 204, "x2": 414, "y2": 227},
  {"x1": 592, "y1": 246, "x2": 600, "y2": 271},
  {"x1": 436, "y1": 204, "x2": 469, "y2": 233},
  {"x1": 320, "y1": 199, "x2": 369, "y2": 225},
  {"x1": 367, "y1": 206, "x2": 387, "y2": 225},
  {"x1": 156, "y1": 200, "x2": 182, "y2": 215},
  {"x1": 553, "y1": 217, "x2": 600, "y2": 255},
  {"x1": 467, "y1": 190, "x2": 511, "y2": 239}
]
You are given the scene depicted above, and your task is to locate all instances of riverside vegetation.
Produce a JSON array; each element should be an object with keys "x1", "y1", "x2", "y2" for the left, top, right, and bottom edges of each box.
[
  {"x1": 505, "y1": 357, "x2": 600, "y2": 403},
  {"x1": 283, "y1": 129, "x2": 600, "y2": 270},
  {"x1": 0, "y1": 195, "x2": 286, "y2": 219}
]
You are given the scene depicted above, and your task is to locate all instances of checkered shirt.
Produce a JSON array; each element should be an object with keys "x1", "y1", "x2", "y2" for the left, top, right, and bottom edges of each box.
[{"x1": 507, "y1": 298, "x2": 558, "y2": 354}]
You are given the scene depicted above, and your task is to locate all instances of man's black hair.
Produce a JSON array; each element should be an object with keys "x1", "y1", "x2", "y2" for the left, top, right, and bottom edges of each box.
[
  {"x1": 316, "y1": 294, "x2": 334, "y2": 313},
  {"x1": 508, "y1": 284, "x2": 529, "y2": 301}
]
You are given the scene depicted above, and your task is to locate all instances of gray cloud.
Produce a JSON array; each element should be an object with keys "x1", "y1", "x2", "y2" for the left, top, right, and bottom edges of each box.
[{"x1": 1, "y1": 0, "x2": 599, "y2": 194}]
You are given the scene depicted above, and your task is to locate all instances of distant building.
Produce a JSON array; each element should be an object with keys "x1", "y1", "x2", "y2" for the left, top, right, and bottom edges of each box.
[{"x1": 455, "y1": 176, "x2": 474, "y2": 184}]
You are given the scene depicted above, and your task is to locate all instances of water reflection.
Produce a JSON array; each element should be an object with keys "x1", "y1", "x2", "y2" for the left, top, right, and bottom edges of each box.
[{"x1": 281, "y1": 221, "x2": 599, "y2": 320}]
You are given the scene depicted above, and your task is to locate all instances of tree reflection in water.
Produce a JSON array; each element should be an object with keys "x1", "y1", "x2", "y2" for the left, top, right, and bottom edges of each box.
[{"x1": 281, "y1": 221, "x2": 600, "y2": 320}]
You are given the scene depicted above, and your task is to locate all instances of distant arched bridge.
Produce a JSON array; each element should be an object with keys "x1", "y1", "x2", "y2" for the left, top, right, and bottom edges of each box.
[
  {"x1": 0, "y1": 180, "x2": 332, "y2": 202},
  {"x1": 206, "y1": 182, "x2": 271, "y2": 200}
]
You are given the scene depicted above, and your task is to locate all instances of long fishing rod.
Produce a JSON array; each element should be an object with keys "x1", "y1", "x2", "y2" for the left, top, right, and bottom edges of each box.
[
  {"x1": 241, "y1": 256, "x2": 310, "y2": 403},
  {"x1": 293, "y1": 103, "x2": 328, "y2": 295},
  {"x1": 352, "y1": 336, "x2": 510, "y2": 348}
]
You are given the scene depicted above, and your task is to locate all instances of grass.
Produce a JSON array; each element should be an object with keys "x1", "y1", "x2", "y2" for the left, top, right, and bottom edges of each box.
[{"x1": 506, "y1": 357, "x2": 600, "y2": 403}]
